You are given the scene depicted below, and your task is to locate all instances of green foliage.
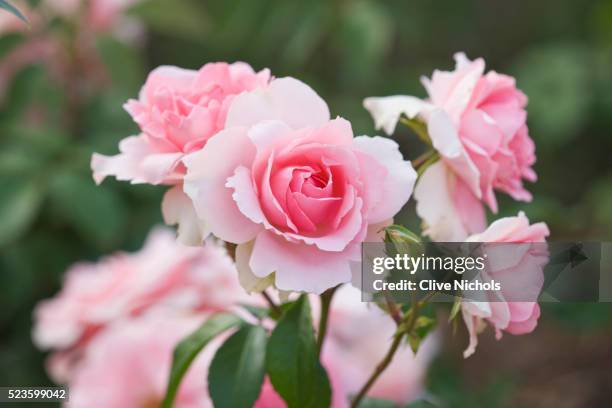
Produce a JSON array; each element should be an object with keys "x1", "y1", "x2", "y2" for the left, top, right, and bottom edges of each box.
[
  {"x1": 407, "y1": 315, "x2": 437, "y2": 354},
  {"x1": 163, "y1": 314, "x2": 242, "y2": 408},
  {"x1": 514, "y1": 44, "x2": 591, "y2": 146},
  {"x1": 129, "y1": 0, "x2": 210, "y2": 40},
  {"x1": 48, "y1": 172, "x2": 128, "y2": 249},
  {"x1": 208, "y1": 324, "x2": 267, "y2": 408},
  {"x1": 266, "y1": 295, "x2": 331, "y2": 408},
  {"x1": 0, "y1": 178, "x2": 44, "y2": 246},
  {"x1": 0, "y1": 0, "x2": 27, "y2": 23},
  {"x1": 426, "y1": 355, "x2": 515, "y2": 408},
  {"x1": 358, "y1": 397, "x2": 396, "y2": 408}
]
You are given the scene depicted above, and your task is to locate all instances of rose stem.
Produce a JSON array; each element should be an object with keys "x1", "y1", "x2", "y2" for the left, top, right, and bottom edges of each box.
[
  {"x1": 350, "y1": 300, "x2": 422, "y2": 407},
  {"x1": 316, "y1": 285, "x2": 339, "y2": 356},
  {"x1": 261, "y1": 289, "x2": 281, "y2": 316}
]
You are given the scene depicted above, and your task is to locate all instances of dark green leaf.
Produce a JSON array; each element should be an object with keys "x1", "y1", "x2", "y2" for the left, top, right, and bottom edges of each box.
[
  {"x1": 163, "y1": 313, "x2": 242, "y2": 408},
  {"x1": 0, "y1": 178, "x2": 44, "y2": 246},
  {"x1": 266, "y1": 295, "x2": 331, "y2": 408},
  {"x1": 0, "y1": 0, "x2": 27, "y2": 23},
  {"x1": 357, "y1": 397, "x2": 396, "y2": 408},
  {"x1": 404, "y1": 399, "x2": 439, "y2": 408},
  {"x1": 240, "y1": 304, "x2": 269, "y2": 320},
  {"x1": 208, "y1": 324, "x2": 267, "y2": 408}
]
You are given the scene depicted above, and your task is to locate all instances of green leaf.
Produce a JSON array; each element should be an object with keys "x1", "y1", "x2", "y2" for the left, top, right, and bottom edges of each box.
[
  {"x1": 385, "y1": 225, "x2": 421, "y2": 245},
  {"x1": 407, "y1": 315, "x2": 437, "y2": 354},
  {"x1": 208, "y1": 324, "x2": 267, "y2": 408},
  {"x1": 266, "y1": 295, "x2": 331, "y2": 408},
  {"x1": 404, "y1": 400, "x2": 439, "y2": 408},
  {"x1": 448, "y1": 297, "x2": 462, "y2": 322},
  {"x1": 357, "y1": 397, "x2": 396, "y2": 408},
  {"x1": 163, "y1": 313, "x2": 242, "y2": 408},
  {"x1": 240, "y1": 304, "x2": 269, "y2": 320},
  {"x1": 0, "y1": 0, "x2": 27, "y2": 23},
  {"x1": 0, "y1": 178, "x2": 44, "y2": 246},
  {"x1": 384, "y1": 225, "x2": 423, "y2": 261}
]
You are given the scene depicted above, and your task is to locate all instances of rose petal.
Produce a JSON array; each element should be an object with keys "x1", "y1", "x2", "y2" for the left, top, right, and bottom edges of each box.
[
  {"x1": 249, "y1": 231, "x2": 356, "y2": 294},
  {"x1": 226, "y1": 77, "x2": 330, "y2": 129},
  {"x1": 183, "y1": 127, "x2": 262, "y2": 244},
  {"x1": 362, "y1": 95, "x2": 426, "y2": 135},
  {"x1": 352, "y1": 136, "x2": 417, "y2": 223},
  {"x1": 161, "y1": 185, "x2": 209, "y2": 245}
]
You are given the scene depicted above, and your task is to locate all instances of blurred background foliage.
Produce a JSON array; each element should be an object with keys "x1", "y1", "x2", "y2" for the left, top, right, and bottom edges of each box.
[{"x1": 0, "y1": 0, "x2": 611, "y2": 406}]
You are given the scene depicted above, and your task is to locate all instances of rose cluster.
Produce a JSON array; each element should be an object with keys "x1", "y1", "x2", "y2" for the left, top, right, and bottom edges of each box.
[
  {"x1": 92, "y1": 63, "x2": 418, "y2": 295},
  {"x1": 90, "y1": 54, "x2": 549, "y2": 360},
  {"x1": 74, "y1": 52, "x2": 552, "y2": 406},
  {"x1": 33, "y1": 229, "x2": 434, "y2": 407}
]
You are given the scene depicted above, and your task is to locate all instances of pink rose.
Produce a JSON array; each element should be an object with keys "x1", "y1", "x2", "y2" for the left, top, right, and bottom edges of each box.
[
  {"x1": 364, "y1": 53, "x2": 536, "y2": 240},
  {"x1": 64, "y1": 314, "x2": 217, "y2": 408},
  {"x1": 461, "y1": 211, "x2": 549, "y2": 357},
  {"x1": 32, "y1": 228, "x2": 245, "y2": 354},
  {"x1": 91, "y1": 62, "x2": 270, "y2": 244},
  {"x1": 322, "y1": 285, "x2": 437, "y2": 404},
  {"x1": 184, "y1": 77, "x2": 417, "y2": 294},
  {"x1": 421, "y1": 53, "x2": 536, "y2": 207},
  {"x1": 92, "y1": 62, "x2": 271, "y2": 186}
]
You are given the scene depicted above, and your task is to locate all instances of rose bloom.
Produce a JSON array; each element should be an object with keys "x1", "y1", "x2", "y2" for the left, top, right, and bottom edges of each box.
[
  {"x1": 32, "y1": 228, "x2": 244, "y2": 356},
  {"x1": 461, "y1": 211, "x2": 549, "y2": 357},
  {"x1": 92, "y1": 61, "x2": 270, "y2": 243},
  {"x1": 364, "y1": 52, "x2": 536, "y2": 240},
  {"x1": 64, "y1": 313, "x2": 217, "y2": 408},
  {"x1": 92, "y1": 62, "x2": 271, "y2": 186},
  {"x1": 184, "y1": 77, "x2": 417, "y2": 294}
]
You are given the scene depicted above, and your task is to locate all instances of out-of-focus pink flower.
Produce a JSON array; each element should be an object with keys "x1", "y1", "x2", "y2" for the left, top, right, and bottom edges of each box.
[
  {"x1": 92, "y1": 62, "x2": 271, "y2": 186},
  {"x1": 184, "y1": 77, "x2": 417, "y2": 294},
  {"x1": 364, "y1": 53, "x2": 536, "y2": 241},
  {"x1": 461, "y1": 211, "x2": 549, "y2": 358},
  {"x1": 32, "y1": 228, "x2": 245, "y2": 353},
  {"x1": 64, "y1": 314, "x2": 217, "y2": 408},
  {"x1": 322, "y1": 285, "x2": 437, "y2": 405},
  {"x1": 44, "y1": 0, "x2": 141, "y2": 32}
]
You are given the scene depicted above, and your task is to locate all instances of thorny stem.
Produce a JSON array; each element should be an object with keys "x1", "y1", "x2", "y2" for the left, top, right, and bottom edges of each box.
[
  {"x1": 350, "y1": 301, "x2": 422, "y2": 407},
  {"x1": 261, "y1": 289, "x2": 281, "y2": 316},
  {"x1": 317, "y1": 286, "x2": 339, "y2": 356},
  {"x1": 384, "y1": 293, "x2": 402, "y2": 325}
]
